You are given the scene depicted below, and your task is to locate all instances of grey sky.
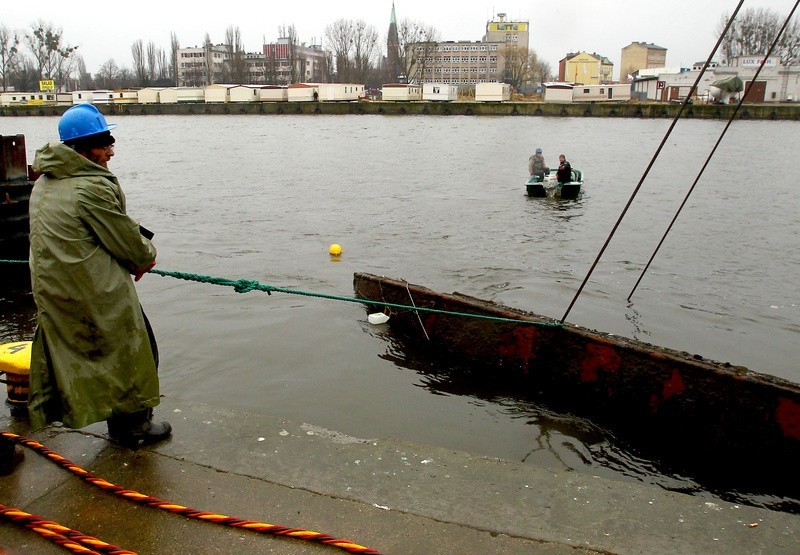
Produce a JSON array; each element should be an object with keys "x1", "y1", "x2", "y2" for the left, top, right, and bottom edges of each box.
[{"x1": 1, "y1": 1, "x2": 794, "y2": 80}]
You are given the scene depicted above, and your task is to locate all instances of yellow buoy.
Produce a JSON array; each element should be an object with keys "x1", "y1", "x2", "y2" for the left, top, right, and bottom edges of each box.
[
  {"x1": 329, "y1": 243, "x2": 342, "y2": 256},
  {"x1": 0, "y1": 341, "x2": 32, "y2": 409}
]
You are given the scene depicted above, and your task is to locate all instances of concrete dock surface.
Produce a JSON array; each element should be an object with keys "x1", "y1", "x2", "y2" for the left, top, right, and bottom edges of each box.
[{"x1": 1, "y1": 397, "x2": 798, "y2": 554}]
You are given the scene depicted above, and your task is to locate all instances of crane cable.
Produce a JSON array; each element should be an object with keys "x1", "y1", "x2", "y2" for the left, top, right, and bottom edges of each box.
[
  {"x1": 1, "y1": 431, "x2": 382, "y2": 555},
  {"x1": 627, "y1": 0, "x2": 800, "y2": 300},
  {"x1": 560, "y1": 0, "x2": 747, "y2": 324}
]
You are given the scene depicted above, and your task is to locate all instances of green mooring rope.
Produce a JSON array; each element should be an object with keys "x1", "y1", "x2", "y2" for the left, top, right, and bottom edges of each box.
[{"x1": 0, "y1": 259, "x2": 561, "y2": 328}]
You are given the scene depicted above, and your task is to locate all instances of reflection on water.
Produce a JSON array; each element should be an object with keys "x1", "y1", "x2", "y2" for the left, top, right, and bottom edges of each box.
[
  {"x1": 378, "y1": 328, "x2": 799, "y2": 513},
  {"x1": 0, "y1": 275, "x2": 35, "y2": 344},
  {"x1": 624, "y1": 300, "x2": 650, "y2": 341}
]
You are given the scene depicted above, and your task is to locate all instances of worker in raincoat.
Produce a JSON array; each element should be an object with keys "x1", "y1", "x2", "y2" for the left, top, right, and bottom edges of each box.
[{"x1": 26, "y1": 104, "x2": 171, "y2": 448}]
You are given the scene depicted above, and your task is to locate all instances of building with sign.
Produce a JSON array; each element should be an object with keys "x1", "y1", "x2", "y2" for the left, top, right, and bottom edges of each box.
[
  {"x1": 406, "y1": 13, "x2": 529, "y2": 91},
  {"x1": 631, "y1": 56, "x2": 800, "y2": 103},
  {"x1": 558, "y1": 51, "x2": 613, "y2": 85},
  {"x1": 714, "y1": 56, "x2": 798, "y2": 102},
  {"x1": 0, "y1": 92, "x2": 57, "y2": 107},
  {"x1": 482, "y1": 12, "x2": 529, "y2": 50}
]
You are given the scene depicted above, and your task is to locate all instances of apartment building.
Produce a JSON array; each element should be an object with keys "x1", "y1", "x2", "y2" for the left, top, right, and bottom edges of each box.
[
  {"x1": 262, "y1": 39, "x2": 327, "y2": 84},
  {"x1": 621, "y1": 42, "x2": 667, "y2": 82},
  {"x1": 482, "y1": 12, "x2": 529, "y2": 50},
  {"x1": 177, "y1": 45, "x2": 230, "y2": 87},
  {"x1": 178, "y1": 39, "x2": 326, "y2": 86},
  {"x1": 558, "y1": 51, "x2": 614, "y2": 85},
  {"x1": 407, "y1": 13, "x2": 529, "y2": 89}
]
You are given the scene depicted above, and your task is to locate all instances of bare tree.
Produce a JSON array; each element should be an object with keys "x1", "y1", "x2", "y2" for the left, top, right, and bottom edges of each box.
[
  {"x1": 203, "y1": 33, "x2": 214, "y2": 85},
  {"x1": 224, "y1": 25, "x2": 247, "y2": 83},
  {"x1": 351, "y1": 20, "x2": 378, "y2": 84},
  {"x1": 397, "y1": 19, "x2": 440, "y2": 84},
  {"x1": 132, "y1": 39, "x2": 147, "y2": 85},
  {"x1": 74, "y1": 55, "x2": 93, "y2": 90},
  {"x1": 0, "y1": 25, "x2": 20, "y2": 91},
  {"x1": 95, "y1": 58, "x2": 121, "y2": 89},
  {"x1": 503, "y1": 44, "x2": 533, "y2": 91},
  {"x1": 170, "y1": 31, "x2": 180, "y2": 86},
  {"x1": 532, "y1": 55, "x2": 552, "y2": 89},
  {"x1": 718, "y1": 7, "x2": 800, "y2": 64},
  {"x1": 146, "y1": 41, "x2": 158, "y2": 83},
  {"x1": 156, "y1": 49, "x2": 169, "y2": 83},
  {"x1": 324, "y1": 19, "x2": 378, "y2": 83},
  {"x1": 11, "y1": 57, "x2": 38, "y2": 91},
  {"x1": 24, "y1": 20, "x2": 78, "y2": 88},
  {"x1": 118, "y1": 67, "x2": 136, "y2": 88},
  {"x1": 325, "y1": 19, "x2": 354, "y2": 82},
  {"x1": 319, "y1": 50, "x2": 335, "y2": 82}
]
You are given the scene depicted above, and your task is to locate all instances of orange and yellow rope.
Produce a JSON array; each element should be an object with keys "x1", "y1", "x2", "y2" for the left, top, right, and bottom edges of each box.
[{"x1": 1, "y1": 431, "x2": 381, "y2": 555}]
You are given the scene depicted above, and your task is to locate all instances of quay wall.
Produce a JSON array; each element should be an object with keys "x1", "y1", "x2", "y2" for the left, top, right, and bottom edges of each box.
[{"x1": 3, "y1": 101, "x2": 800, "y2": 120}]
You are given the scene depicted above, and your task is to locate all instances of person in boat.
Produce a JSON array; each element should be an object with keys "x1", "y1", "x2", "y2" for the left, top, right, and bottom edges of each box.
[
  {"x1": 27, "y1": 104, "x2": 171, "y2": 449},
  {"x1": 556, "y1": 154, "x2": 572, "y2": 184},
  {"x1": 528, "y1": 147, "x2": 549, "y2": 180}
]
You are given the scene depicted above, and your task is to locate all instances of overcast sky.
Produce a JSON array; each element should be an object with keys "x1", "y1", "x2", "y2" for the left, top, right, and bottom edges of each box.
[{"x1": 1, "y1": 0, "x2": 794, "y2": 80}]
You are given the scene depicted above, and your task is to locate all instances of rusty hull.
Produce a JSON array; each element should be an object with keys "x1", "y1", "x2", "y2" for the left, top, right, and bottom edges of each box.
[
  {"x1": 1, "y1": 135, "x2": 34, "y2": 267},
  {"x1": 354, "y1": 272, "x2": 800, "y2": 491}
]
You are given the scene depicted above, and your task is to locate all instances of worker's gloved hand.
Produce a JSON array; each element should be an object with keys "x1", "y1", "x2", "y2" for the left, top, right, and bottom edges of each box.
[{"x1": 133, "y1": 261, "x2": 156, "y2": 282}]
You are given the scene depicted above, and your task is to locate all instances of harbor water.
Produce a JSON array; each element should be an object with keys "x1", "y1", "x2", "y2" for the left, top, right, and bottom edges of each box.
[{"x1": 2, "y1": 114, "x2": 798, "y2": 507}]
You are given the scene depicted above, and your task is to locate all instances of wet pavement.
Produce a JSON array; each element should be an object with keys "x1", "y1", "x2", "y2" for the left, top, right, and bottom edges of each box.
[{"x1": 1, "y1": 396, "x2": 798, "y2": 554}]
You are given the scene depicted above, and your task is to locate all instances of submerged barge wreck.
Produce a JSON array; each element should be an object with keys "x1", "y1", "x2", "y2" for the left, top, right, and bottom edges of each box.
[{"x1": 353, "y1": 272, "x2": 800, "y2": 501}]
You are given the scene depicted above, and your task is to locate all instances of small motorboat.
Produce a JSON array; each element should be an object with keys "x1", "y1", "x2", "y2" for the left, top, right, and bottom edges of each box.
[{"x1": 525, "y1": 168, "x2": 583, "y2": 200}]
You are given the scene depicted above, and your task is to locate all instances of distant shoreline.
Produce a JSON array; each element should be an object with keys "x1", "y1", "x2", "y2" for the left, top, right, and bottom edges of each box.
[{"x1": 3, "y1": 101, "x2": 800, "y2": 120}]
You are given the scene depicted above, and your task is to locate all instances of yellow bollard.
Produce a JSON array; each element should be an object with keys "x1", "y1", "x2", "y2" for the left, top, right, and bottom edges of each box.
[{"x1": 0, "y1": 341, "x2": 31, "y2": 415}]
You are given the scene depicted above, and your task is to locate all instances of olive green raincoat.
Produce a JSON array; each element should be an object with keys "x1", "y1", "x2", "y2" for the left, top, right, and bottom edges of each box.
[{"x1": 28, "y1": 142, "x2": 160, "y2": 430}]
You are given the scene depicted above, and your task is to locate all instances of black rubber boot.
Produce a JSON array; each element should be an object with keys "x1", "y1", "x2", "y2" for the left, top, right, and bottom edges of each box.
[
  {"x1": 0, "y1": 435, "x2": 24, "y2": 475},
  {"x1": 107, "y1": 410, "x2": 172, "y2": 448}
]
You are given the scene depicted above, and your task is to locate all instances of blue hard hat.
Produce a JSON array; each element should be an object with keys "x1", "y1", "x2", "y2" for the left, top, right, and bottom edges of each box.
[
  {"x1": 58, "y1": 104, "x2": 118, "y2": 142},
  {"x1": 535, "y1": 148, "x2": 542, "y2": 153}
]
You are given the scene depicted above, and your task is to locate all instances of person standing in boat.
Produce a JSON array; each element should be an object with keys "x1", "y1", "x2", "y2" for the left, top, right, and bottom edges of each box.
[
  {"x1": 27, "y1": 104, "x2": 171, "y2": 449},
  {"x1": 556, "y1": 154, "x2": 572, "y2": 183},
  {"x1": 528, "y1": 148, "x2": 549, "y2": 180}
]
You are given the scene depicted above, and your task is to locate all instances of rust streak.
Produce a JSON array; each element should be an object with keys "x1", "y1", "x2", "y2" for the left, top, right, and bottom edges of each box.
[
  {"x1": 498, "y1": 326, "x2": 539, "y2": 373},
  {"x1": 776, "y1": 397, "x2": 800, "y2": 441},
  {"x1": 663, "y1": 369, "x2": 686, "y2": 400},
  {"x1": 580, "y1": 344, "x2": 621, "y2": 382}
]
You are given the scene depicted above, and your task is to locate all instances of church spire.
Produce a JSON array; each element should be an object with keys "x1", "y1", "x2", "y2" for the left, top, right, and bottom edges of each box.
[{"x1": 387, "y1": 1, "x2": 401, "y2": 81}]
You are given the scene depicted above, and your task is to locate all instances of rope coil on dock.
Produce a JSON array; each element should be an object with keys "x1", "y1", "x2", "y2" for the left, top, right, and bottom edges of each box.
[
  {"x1": 0, "y1": 504, "x2": 133, "y2": 555},
  {"x1": 0, "y1": 431, "x2": 382, "y2": 554}
]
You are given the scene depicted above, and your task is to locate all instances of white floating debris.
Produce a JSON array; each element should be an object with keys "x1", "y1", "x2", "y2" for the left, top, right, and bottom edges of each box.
[
  {"x1": 372, "y1": 504, "x2": 390, "y2": 511},
  {"x1": 258, "y1": 437, "x2": 266, "y2": 442},
  {"x1": 279, "y1": 430, "x2": 289, "y2": 436},
  {"x1": 368, "y1": 313, "x2": 390, "y2": 325}
]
